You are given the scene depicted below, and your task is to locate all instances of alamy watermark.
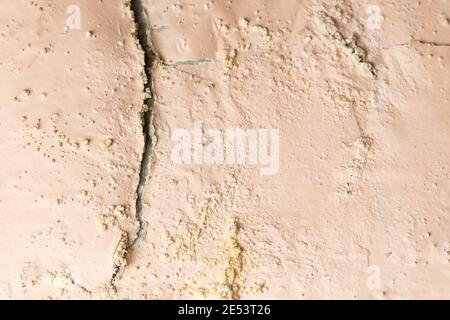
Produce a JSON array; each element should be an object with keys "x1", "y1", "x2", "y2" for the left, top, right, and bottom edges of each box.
[
  {"x1": 171, "y1": 122, "x2": 280, "y2": 175},
  {"x1": 66, "y1": 5, "x2": 81, "y2": 31},
  {"x1": 366, "y1": 5, "x2": 383, "y2": 30},
  {"x1": 366, "y1": 265, "x2": 381, "y2": 290}
]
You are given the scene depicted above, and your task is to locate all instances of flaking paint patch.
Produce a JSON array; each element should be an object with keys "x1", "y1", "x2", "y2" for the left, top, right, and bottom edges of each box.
[
  {"x1": 112, "y1": 232, "x2": 129, "y2": 283},
  {"x1": 317, "y1": 11, "x2": 378, "y2": 79}
]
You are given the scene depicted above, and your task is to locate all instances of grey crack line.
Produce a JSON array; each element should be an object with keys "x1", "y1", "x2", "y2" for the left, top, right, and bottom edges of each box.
[
  {"x1": 383, "y1": 39, "x2": 450, "y2": 49},
  {"x1": 414, "y1": 40, "x2": 450, "y2": 47},
  {"x1": 130, "y1": 0, "x2": 156, "y2": 250}
]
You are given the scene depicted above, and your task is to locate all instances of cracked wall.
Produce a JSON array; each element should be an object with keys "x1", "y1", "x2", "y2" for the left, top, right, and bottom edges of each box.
[
  {"x1": 1, "y1": 0, "x2": 450, "y2": 299},
  {"x1": 114, "y1": 0, "x2": 450, "y2": 299},
  {"x1": 0, "y1": 0, "x2": 146, "y2": 298}
]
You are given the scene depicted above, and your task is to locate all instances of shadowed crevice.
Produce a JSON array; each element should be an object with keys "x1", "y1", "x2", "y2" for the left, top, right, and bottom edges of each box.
[{"x1": 130, "y1": 0, "x2": 156, "y2": 251}]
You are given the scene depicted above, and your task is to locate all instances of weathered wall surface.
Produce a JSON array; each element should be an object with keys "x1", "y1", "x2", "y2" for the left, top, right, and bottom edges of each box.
[
  {"x1": 0, "y1": 0, "x2": 145, "y2": 299},
  {"x1": 0, "y1": 0, "x2": 449, "y2": 299}
]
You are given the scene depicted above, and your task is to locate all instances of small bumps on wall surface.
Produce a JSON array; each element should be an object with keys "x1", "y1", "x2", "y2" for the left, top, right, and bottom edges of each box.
[{"x1": 0, "y1": 0, "x2": 147, "y2": 298}]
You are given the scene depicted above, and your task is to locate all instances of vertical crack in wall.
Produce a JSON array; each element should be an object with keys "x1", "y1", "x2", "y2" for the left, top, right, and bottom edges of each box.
[
  {"x1": 110, "y1": 0, "x2": 155, "y2": 289},
  {"x1": 130, "y1": 0, "x2": 155, "y2": 251}
]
